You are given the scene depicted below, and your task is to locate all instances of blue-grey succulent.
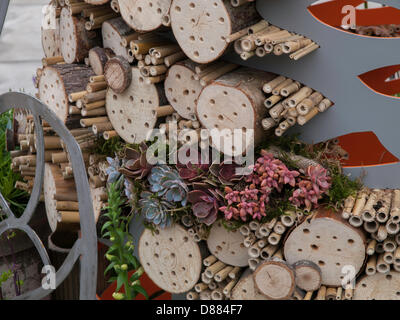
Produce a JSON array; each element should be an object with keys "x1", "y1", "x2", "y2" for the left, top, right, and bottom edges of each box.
[
  {"x1": 139, "y1": 191, "x2": 174, "y2": 228},
  {"x1": 148, "y1": 165, "x2": 188, "y2": 206}
]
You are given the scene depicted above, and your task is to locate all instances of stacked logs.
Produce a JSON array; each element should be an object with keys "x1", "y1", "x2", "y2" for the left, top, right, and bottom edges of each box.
[
  {"x1": 232, "y1": 20, "x2": 319, "y2": 61},
  {"x1": 260, "y1": 74, "x2": 333, "y2": 136}
]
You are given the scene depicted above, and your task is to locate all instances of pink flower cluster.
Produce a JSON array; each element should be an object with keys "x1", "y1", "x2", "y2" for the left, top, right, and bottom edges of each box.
[
  {"x1": 219, "y1": 152, "x2": 331, "y2": 221},
  {"x1": 289, "y1": 165, "x2": 331, "y2": 211}
]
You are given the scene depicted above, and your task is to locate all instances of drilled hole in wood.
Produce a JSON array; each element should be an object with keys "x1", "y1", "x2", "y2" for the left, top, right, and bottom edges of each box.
[
  {"x1": 216, "y1": 245, "x2": 222, "y2": 251},
  {"x1": 311, "y1": 244, "x2": 318, "y2": 250},
  {"x1": 183, "y1": 89, "x2": 189, "y2": 96},
  {"x1": 318, "y1": 260, "x2": 325, "y2": 266},
  {"x1": 218, "y1": 115, "x2": 224, "y2": 120},
  {"x1": 303, "y1": 228, "x2": 310, "y2": 234},
  {"x1": 154, "y1": 253, "x2": 159, "y2": 258},
  {"x1": 348, "y1": 239, "x2": 354, "y2": 244},
  {"x1": 113, "y1": 94, "x2": 117, "y2": 100},
  {"x1": 210, "y1": 99, "x2": 215, "y2": 105},
  {"x1": 362, "y1": 283, "x2": 367, "y2": 287},
  {"x1": 188, "y1": 254, "x2": 192, "y2": 258},
  {"x1": 386, "y1": 274, "x2": 392, "y2": 280}
]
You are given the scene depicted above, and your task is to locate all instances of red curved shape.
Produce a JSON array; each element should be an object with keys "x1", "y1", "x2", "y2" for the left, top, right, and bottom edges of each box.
[
  {"x1": 358, "y1": 64, "x2": 400, "y2": 97},
  {"x1": 308, "y1": 0, "x2": 400, "y2": 35},
  {"x1": 335, "y1": 131, "x2": 399, "y2": 167},
  {"x1": 99, "y1": 270, "x2": 172, "y2": 300}
]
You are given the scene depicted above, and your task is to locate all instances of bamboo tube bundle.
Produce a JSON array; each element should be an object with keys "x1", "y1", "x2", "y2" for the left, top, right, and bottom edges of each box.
[
  {"x1": 83, "y1": 0, "x2": 111, "y2": 5},
  {"x1": 59, "y1": 7, "x2": 102, "y2": 63},
  {"x1": 118, "y1": 0, "x2": 172, "y2": 32},
  {"x1": 197, "y1": 67, "x2": 276, "y2": 156},
  {"x1": 102, "y1": 17, "x2": 136, "y2": 63},
  {"x1": 230, "y1": 18, "x2": 319, "y2": 61},
  {"x1": 170, "y1": 0, "x2": 260, "y2": 64},
  {"x1": 43, "y1": 163, "x2": 103, "y2": 232}
]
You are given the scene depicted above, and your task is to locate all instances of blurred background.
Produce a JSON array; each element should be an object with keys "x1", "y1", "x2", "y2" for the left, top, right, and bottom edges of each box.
[{"x1": 0, "y1": 0, "x2": 48, "y2": 94}]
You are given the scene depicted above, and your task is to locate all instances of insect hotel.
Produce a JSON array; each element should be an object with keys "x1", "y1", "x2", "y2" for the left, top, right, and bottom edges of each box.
[{"x1": 0, "y1": 0, "x2": 399, "y2": 301}]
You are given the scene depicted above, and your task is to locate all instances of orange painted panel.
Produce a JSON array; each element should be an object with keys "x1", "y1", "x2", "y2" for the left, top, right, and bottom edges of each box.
[
  {"x1": 308, "y1": 0, "x2": 400, "y2": 27},
  {"x1": 358, "y1": 64, "x2": 400, "y2": 97},
  {"x1": 336, "y1": 131, "x2": 399, "y2": 167}
]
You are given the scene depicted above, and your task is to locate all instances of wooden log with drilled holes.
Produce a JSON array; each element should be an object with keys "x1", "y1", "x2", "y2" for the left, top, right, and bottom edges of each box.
[
  {"x1": 170, "y1": 0, "x2": 260, "y2": 63},
  {"x1": 197, "y1": 67, "x2": 275, "y2": 156},
  {"x1": 253, "y1": 259, "x2": 296, "y2": 300},
  {"x1": 105, "y1": 67, "x2": 168, "y2": 143},
  {"x1": 164, "y1": 59, "x2": 203, "y2": 119},
  {"x1": 354, "y1": 272, "x2": 400, "y2": 300},
  {"x1": 207, "y1": 221, "x2": 249, "y2": 267},
  {"x1": 119, "y1": 0, "x2": 172, "y2": 32},
  {"x1": 60, "y1": 7, "x2": 101, "y2": 63},
  {"x1": 41, "y1": 18, "x2": 61, "y2": 58},
  {"x1": 284, "y1": 207, "x2": 367, "y2": 286},
  {"x1": 102, "y1": 17, "x2": 135, "y2": 63},
  {"x1": 39, "y1": 64, "x2": 94, "y2": 123},
  {"x1": 138, "y1": 224, "x2": 203, "y2": 294},
  {"x1": 104, "y1": 56, "x2": 132, "y2": 93}
]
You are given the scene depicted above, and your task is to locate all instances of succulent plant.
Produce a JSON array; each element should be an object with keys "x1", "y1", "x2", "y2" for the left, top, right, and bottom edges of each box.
[
  {"x1": 187, "y1": 187, "x2": 221, "y2": 226},
  {"x1": 139, "y1": 191, "x2": 174, "y2": 228},
  {"x1": 148, "y1": 165, "x2": 188, "y2": 206},
  {"x1": 209, "y1": 161, "x2": 243, "y2": 186},
  {"x1": 177, "y1": 149, "x2": 210, "y2": 182},
  {"x1": 106, "y1": 156, "x2": 122, "y2": 184},
  {"x1": 289, "y1": 165, "x2": 331, "y2": 211},
  {"x1": 119, "y1": 142, "x2": 153, "y2": 180}
]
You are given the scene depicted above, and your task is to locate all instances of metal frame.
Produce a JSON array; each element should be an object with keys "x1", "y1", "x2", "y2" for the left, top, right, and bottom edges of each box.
[
  {"x1": 0, "y1": 0, "x2": 9, "y2": 36},
  {"x1": 0, "y1": 92, "x2": 97, "y2": 300}
]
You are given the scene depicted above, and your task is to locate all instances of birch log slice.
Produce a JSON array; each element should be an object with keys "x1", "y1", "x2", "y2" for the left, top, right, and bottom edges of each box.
[
  {"x1": 104, "y1": 56, "x2": 132, "y2": 93},
  {"x1": 60, "y1": 8, "x2": 101, "y2": 63},
  {"x1": 138, "y1": 224, "x2": 202, "y2": 294},
  {"x1": 197, "y1": 67, "x2": 275, "y2": 156},
  {"x1": 293, "y1": 260, "x2": 322, "y2": 292},
  {"x1": 354, "y1": 272, "x2": 400, "y2": 300},
  {"x1": 284, "y1": 207, "x2": 367, "y2": 286},
  {"x1": 231, "y1": 269, "x2": 268, "y2": 300},
  {"x1": 119, "y1": 0, "x2": 172, "y2": 32},
  {"x1": 41, "y1": 18, "x2": 61, "y2": 58},
  {"x1": 102, "y1": 18, "x2": 134, "y2": 63},
  {"x1": 106, "y1": 67, "x2": 168, "y2": 143},
  {"x1": 164, "y1": 60, "x2": 202, "y2": 119},
  {"x1": 207, "y1": 221, "x2": 249, "y2": 267},
  {"x1": 39, "y1": 64, "x2": 94, "y2": 123},
  {"x1": 89, "y1": 47, "x2": 113, "y2": 76},
  {"x1": 253, "y1": 260, "x2": 296, "y2": 300},
  {"x1": 170, "y1": 0, "x2": 259, "y2": 64}
]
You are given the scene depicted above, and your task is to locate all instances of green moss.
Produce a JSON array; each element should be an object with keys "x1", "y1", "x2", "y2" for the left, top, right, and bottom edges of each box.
[{"x1": 324, "y1": 164, "x2": 362, "y2": 209}]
